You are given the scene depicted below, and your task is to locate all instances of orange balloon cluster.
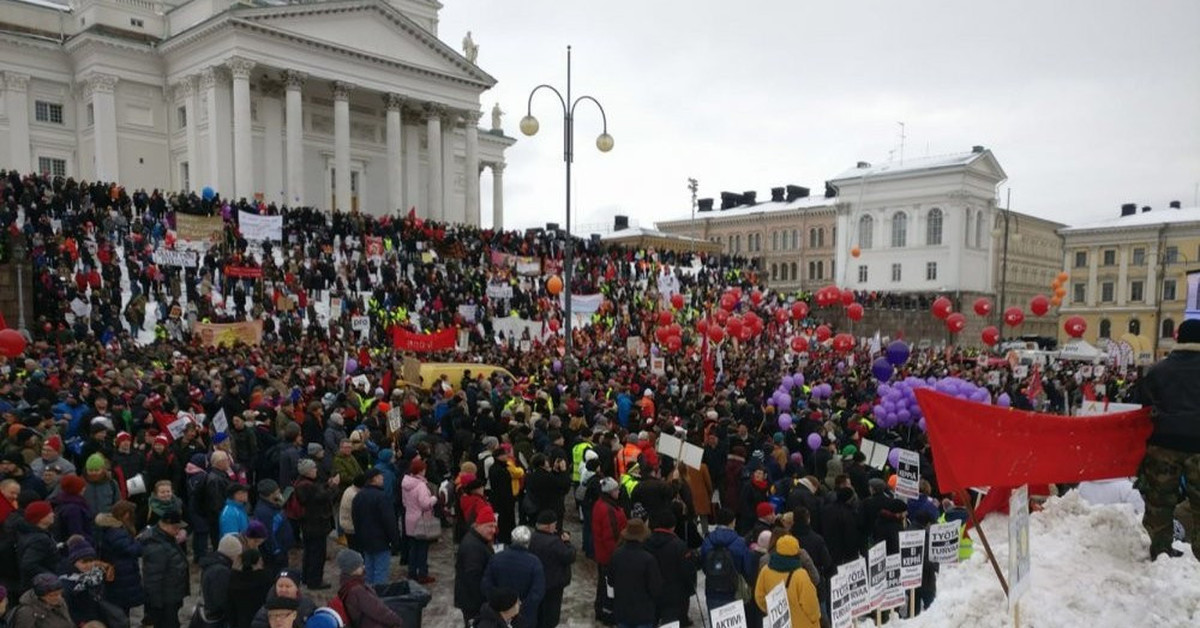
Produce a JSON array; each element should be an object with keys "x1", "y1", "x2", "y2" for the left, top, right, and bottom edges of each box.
[{"x1": 1049, "y1": 271, "x2": 1069, "y2": 308}]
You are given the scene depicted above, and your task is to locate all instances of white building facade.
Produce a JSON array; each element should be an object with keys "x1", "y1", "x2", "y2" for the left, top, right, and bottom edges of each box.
[{"x1": 0, "y1": 0, "x2": 514, "y2": 225}]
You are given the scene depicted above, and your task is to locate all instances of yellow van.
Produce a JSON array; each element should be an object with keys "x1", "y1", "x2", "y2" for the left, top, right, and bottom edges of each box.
[{"x1": 402, "y1": 359, "x2": 515, "y2": 392}]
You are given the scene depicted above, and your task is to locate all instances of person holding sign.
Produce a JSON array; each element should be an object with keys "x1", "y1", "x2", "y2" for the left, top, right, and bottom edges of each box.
[{"x1": 752, "y1": 534, "x2": 821, "y2": 628}]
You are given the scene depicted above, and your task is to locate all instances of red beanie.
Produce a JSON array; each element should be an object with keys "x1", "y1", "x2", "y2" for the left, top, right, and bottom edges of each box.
[
  {"x1": 45, "y1": 436, "x2": 63, "y2": 454},
  {"x1": 474, "y1": 504, "x2": 497, "y2": 525},
  {"x1": 116, "y1": 432, "x2": 132, "y2": 444},
  {"x1": 408, "y1": 458, "x2": 426, "y2": 476},
  {"x1": 25, "y1": 501, "x2": 53, "y2": 525},
  {"x1": 61, "y1": 475, "x2": 86, "y2": 496},
  {"x1": 756, "y1": 502, "x2": 775, "y2": 519}
]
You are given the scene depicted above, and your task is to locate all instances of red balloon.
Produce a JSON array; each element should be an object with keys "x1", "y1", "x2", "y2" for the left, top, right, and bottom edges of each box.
[
  {"x1": 731, "y1": 287, "x2": 743, "y2": 302},
  {"x1": 1064, "y1": 316, "x2": 1087, "y2": 338},
  {"x1": 726, "y1": 316, "x2": 744, "y2": 338},
  {"x1": 0, "y1": 329, "x2": 25, "y2": 358},
  {"x1": 655, "y1": 326, "x2": 671, "y2": 344},
  {"x1": 981, "y1": 325, "x2": 1000, "y2": 346},
  {"x1": 791, "y1": 301, "x2": 809, "y2": 320},
  {"x1": 931, "y1": 297, "x2": 953, "y2": 320},
  {"x1": 750, "y1": 289, "x2": 763, "y2": 305},
  {"x1": 713, "y1": 309, "x2": 730, "y2": 326},
  {"x1": 670, "y1": 293, "x2": 685, "y2": 310},
  {"x1": 815, "y1": 325, "x2": 832, "y2": 342},
  {"x1": 738, "y1": 324, "x2": 754, "y2": 342},
  {"x1": 696, "y1": 318, "x2": 709, "y2": 335},
  {"x1": 708, "y1": 325, "x2": 726, "y2": 343},
  {"x1": 846, "y1": 303, "x2": 864, "y2": 322},
  {"x1": 548, "y1": 318, "x2": 560, "y2": 332},
  {"x1": 657, "y1": 311, "x2": 673, "y2": 326},
  {"x1": 669, "y1": 323, "x2": 683, "y2": 338},
  {"x1": 719, "y1": 293, "x2": 737, "y2": 312},
  {"x1": 1030, "y1": 295, "x2": 1050, "y2": 317},
  {"x1": 666, "y1": 335, "x2": 683, "y2": 353},
  {"x1": 774, "y1": 308, "x2": 789, "y2": 324},
  {"x1": 1003, "y1": 306, "x2": 1025, "y2": 328},
  {"x1": 791, "y1": 336, "x2": 809, "y2": 353},
  {"x1": 945, "y1": 312, "x2": 967, "y2": 334},
  {"x1": 743, "y1": 311, "x2": 761, "y2": 329},
  {"x1": 832, "y1": 333, "x2": 855, "y2": 353},
  {"x1": 840, "y1": 288, "x2": 856, "y2": 307},
  {"x1": 973, "y1": 298, "x2": 993, "y2": 317}
]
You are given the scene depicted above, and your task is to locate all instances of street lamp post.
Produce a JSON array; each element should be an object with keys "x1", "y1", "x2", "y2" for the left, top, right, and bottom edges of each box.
[
  {"x1": 12, "y1": 235, "x2": 25, "y2": 330},
  {"x1": 992, "y1": 191, "x2": 1021, "y2": 333},
  {"x1": 520, "y1": 46, "x2": 614, "y2": 366}
]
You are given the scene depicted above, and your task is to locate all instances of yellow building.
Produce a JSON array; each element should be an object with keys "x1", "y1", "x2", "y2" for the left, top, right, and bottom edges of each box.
[
  {"x1": 992, "y1": 209, "x2": 1066, "y2": 339},
  {"x1": 1057, "y1": 201, "x2": 1200, "y2": 364}
]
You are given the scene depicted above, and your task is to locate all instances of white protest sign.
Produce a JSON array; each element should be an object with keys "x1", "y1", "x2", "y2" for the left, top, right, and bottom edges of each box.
[
  {"x1": 238, "y1": 210, "x2": 283, "y2": 241},
  {"x1": 153, "y1": 249, "x2": 198, "y2": 267},
  {"x1": 882, "y1": 554, "x2": 905, "y2": 610},
  {"x1": 166, "y1": 416, "x2": 191, "y2": 439},
  {"x1": 899, "y1": 529, "x2": 925, "y2": 589},
  {"x1": 842, "y1": 556, "x2": 869, "y2": 617},
  {"x1": 210, "y1": 408, "x2": 228, "y2": 434},
  {"x1": 987, "y1": 370, "x2": 1001, "y2": 387},
  {"x1": 351, "y1": 316, "x2": 370, "y2": 332},
  {"x1": 681, "y1": 443, "x2": 705, "y2": 470},
  {"x1": 829, "y1": 572, "x2": 853, "y2": 628},
  {"x1": 709, "y1": 600, "x2": 748, "y2": 628},
  {"x1": 765, "y1": 580, "x2": 790, "y2": 628},
  {"x1": 929, "y1": 521, "x2": 961, "y2": 564},
  {"x1": 486, "y1": 283, "x2": 513, "y2": 300},
  {"x1": 868, "y1": 541, "x2": 887, "y2": 612},
  {"x1": 659, "y1": 623, "x2": 680, "y2": 628},
  {"x1": 651, "y1": 356, "x2": 666, "y2": 376},
  {"x1": 1008, "y1": 484, "x2": 1031, "y2": 608},
  {"x1": 1013, "y1": 364, "x2": 1029, "y2": 379},
  {"x1": 895, "y1": 449, "x2": 921, "y2": 500},
  {"x1": 656, "y1": 433, "x2": 684, "y2": 461}
]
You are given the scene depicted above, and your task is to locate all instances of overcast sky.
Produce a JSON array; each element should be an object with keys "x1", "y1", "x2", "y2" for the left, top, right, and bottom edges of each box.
[{"x1": 438, "y1": 0, "x2": 1200, "y2": 233}]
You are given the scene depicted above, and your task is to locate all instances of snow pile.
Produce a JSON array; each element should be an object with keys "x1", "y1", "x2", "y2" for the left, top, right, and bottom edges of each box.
[{"x1": 891, "y1": 491, "x2": 1199, "y2": 628}]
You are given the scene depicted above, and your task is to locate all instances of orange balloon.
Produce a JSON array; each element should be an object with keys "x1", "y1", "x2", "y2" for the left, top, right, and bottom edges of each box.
[
  {"x1": 1054, "y1": 287, "x2": 1066, "y2": 298},
  {"x1": 851, "y1": 246, "x2": 861, "y2": 258},
  {"x1": 546, "y1": 275, "x2": 563, "y2": 295},
  {"x1": 1057, "y1": 271, "x2": 1069, "y2": 282}
]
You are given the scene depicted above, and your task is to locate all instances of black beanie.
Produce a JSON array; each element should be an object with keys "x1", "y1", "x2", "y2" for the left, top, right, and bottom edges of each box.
[{"x1": 1177, "y1": 319, "x2": 1200, "y2": 344}]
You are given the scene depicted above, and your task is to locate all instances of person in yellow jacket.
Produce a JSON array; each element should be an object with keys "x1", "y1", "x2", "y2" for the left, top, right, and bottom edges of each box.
[{"x1": 753, "y1": 535, "x2": 821, "y2": 628}]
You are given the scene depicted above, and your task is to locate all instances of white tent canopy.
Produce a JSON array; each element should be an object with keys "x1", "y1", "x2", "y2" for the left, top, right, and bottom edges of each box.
[{"x1": 1057, "y1": 339, "x2": 1105, "y2": 362}]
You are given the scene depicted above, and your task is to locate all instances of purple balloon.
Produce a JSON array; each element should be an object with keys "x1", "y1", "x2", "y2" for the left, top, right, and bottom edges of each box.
[
  {"x1": 871, "y1": 357, "x2": 894, "y2": 382},
  {"x1": 782, "y1": 375, "x2": 795, "y2": 390},
  {"x1": 778, "y1": 394, "x2": 792, "y2": 409},
  {"x1": 873, "y1": 405, "x2": 886, "y2": 418},
  {"x1": 790, "y1": 452, "x2": 804, "y2": 466},
  {"x1": 998, "y1": 393, "x2": 1012, "y2": 408},
  {"x1": 918, "y1": 417, "x2": 927, "y2": 431},
  {"x1": 897, "y1": 409, "x2": 911, "y2": 422},
  {"x1": 887, "y1": 448, "x2": 901, "y2": 468},
  {"x1": 345, "y1": 358, "x2": 358, "y2": 374},
  {"x1": 807, "y1": 433, "x2": 822, "y2": 451},
  {"x1": 778, "y1": 416, "x2": 793, "y2": 431},
  {"x1": 886, "y1": 340, "x2": 911, "y2": 367},
  {"x1": 552, "y1": 359, "x2": 563, "y2": 373},
  {"x1": 794, "y1": 373, "x2": 805, "y2": 387}
]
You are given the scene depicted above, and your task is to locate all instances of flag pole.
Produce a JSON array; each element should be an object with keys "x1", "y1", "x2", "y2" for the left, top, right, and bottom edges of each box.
[{"x1": 959, "y1": 489, "x2": 1009, "y2": 596}]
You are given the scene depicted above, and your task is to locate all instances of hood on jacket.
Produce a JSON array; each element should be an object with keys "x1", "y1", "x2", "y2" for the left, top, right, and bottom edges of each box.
[
  {"x1": 51, "y1": 492, "x2": 89, "y2": 508},
  {"x1": 198, "y1": 552, "x2": 232, "y2": 571},
  {"x1": 185, "y1": 462, "x2": 206, "y2": 476},
  {"x1": 706, "y1": 526, "x2": 742, "y2": 548},
  {"x1": 643, "y1": 529, "x2": 678, "y2": 553},
  {"x1": 95, "y1": 512, "x2": 124, "y2": 529}
]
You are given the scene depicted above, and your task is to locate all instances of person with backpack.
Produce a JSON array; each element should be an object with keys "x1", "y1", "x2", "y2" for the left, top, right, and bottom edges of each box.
[
  {"x1": 643, "y1": 509, "x2": 697, "y2": 627},
  {"x1": 16, "y1": 502, "x2": 57, "y2": 593},
  {"x1": 330, "y1": 550, "x2": 403, "y2": 628},
  {"x1": 184, "y1": 453, "x2": 213, "y2": 562},
  {"x1": 252, "y1": 480, "x2": 292, "y2": 574},
  {"x1": 699, "y1": 508, "x2": 752, "y2": 614},
  {"x1": 752, "y1": 535, "x2": 820, "y2": 628}
]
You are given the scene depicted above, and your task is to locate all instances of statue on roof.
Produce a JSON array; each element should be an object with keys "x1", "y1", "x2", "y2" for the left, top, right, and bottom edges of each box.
[
  {"x1": 491, "y1": 102, "x2": 503, "y2": 132},
  {"x1": 462, "y1": 31, "x2": 478, "y2": 64}
]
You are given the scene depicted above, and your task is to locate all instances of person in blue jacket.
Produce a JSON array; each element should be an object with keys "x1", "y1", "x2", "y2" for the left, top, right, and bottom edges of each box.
[
  {"x1": 252, "y1": 480, "x2": 293, "y2": 574},
  {"x1": 219, "y1": 483, "x2": 250, "y2": 537},
  {"x1": 700, "y1": 508, "x2": 752, "y2": 612}
]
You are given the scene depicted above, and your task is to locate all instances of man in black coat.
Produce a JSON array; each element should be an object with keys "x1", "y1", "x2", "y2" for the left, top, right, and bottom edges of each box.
[
  {"x1": 294, "y1": 458, "x2": 339, "y2": 589},
  {"x1": 455, "y1": 504, "x2": 497, "y2": 626},
  {"x1": 630, "y1": 465, "x2": 675, "y2": 518},
  {"x1": 642, "y1": 510, "x2": 697, "y2": 626},
  {"x1": 821, "y1": 486, "x2": 864, "y2": 565},
  {"x1": 608, "y1": 518, "x2": 662, "y2": 628},
  {"x1": 527, "y1": 511, "x2": 575, "y2": 628},
  {"x1": 785, "y1": 476, "x2": 823, "y2": 533},
  {"x1": 351, "y1": 469, "x2": 399, "y2": 586},
  {"x1": 141, "y1": 511, "x2": 191, "y2": 628},
  {"x1": 791, "y1": 505, "x2": 834, "y2": 607},
  {"x1": 481, "y1": 526, "x2": 544, "y2": 628},
  {"x1": 524, "y1": 455, "x2": 570, "y2": 529},
  {"x1": 15, "y1": 501, "x2": 57, "y2": 593}
]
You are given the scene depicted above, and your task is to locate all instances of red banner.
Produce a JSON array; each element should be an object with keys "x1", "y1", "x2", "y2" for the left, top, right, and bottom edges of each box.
[
  {"x1": 225, "y1": 266, "x2": 263, "y2": 279},
  {"x1": 913, "y1": 389, "x2": 1153, "y2": 493},
  {"x1": 391, "y1": 326, "x2": 457, "y2": 353}
]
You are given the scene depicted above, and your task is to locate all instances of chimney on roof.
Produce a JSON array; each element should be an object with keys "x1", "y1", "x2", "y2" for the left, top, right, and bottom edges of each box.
[
  {"x1": 1170, "y1": 200, "x2": 1182, "y2": 209},
  {"x1": 856, "y1": 161, "x2": 871, "y2": 169},
  {"x1": 742, "y1": 191, "x2": 757, "y2": 205},
  {"x1": 1120, "y1": 203, "x2": 1137, "y2": 217},
  {"x1": 785, "y1": 185, "x2": 810, "y2": 202},
  {"x1": 720, "y1": 192, "x2": 741, "y2": 210},
  {"x1": 825, "y1": 182, "x2": 838, "y2": 198},
  {"x1": 697, "y1": 198, "x2": 714, "y2": 212},
  {"x1": 770, "y1": 187, "x2": 785, "y2": 203},
  {"x1": 972, "y1": 145, "x2": 986, "y2": 154},
  {"x1": 1141, "y1": 206, "x2": 1152, "y2": 214},
  {"x1": 613, "y1": 215, "x2": 629, "y2": 231}
]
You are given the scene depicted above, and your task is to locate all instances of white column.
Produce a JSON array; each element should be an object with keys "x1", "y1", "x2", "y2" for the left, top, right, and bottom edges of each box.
[
  {"x1": 262, "y1": 84, "x2": 284, "y2": 206},
  {"x1": 87, "y1": 73, "x2": 120, "y2": 182},
  {"x1": 201, "y1": 67, "x2": 231, "y2": 195},
  {"x1": 4, "y1": 73, "x2": 31, "y2": 173},
  {"x1": 384, "y1": 94, "x2": 404, "y2": 214},
  {"x1": 425, "y1": 104, "x2": 443, "y2": 221},
  {"x1": 491, "y1": 161, "x2": 505, "y2": 230},
  {"x1": 228, "y1": 57, "x2": 255, "y2": 201},
  {"x1": 332, "y1": 80, "x2": 354, "y2": 212},
  {"x1": 441, "y1": 110, "x2": 457, "y2": 223},
  {"x1": 178, "y1": 77, "x2": 199, "y2": 192},
  {"x1": 402, "y1": 107, "x2": 421, "y2": 215},
  {"x1": 464, "y1": 110, "x2": 481, "y2": 226},
  {"x1": 284, "y1": 70, "x2": 306, "y2": 207}
]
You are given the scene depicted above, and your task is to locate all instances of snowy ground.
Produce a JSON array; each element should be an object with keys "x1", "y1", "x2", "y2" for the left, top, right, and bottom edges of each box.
[{"x1": 889, "y1": 491, "x2": 1200, "y2": 628}]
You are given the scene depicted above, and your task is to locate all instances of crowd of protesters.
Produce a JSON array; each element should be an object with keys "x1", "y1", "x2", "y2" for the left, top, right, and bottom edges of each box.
[{"x1": 0, "y1": 171, "x2": 1150, "y2": 628}]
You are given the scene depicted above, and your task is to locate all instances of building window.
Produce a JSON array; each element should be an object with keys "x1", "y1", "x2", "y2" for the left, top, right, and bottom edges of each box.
[
  {"x1": 1163, "y1": 279, "x2": 1177, "y2": 301},
  {"x1": 37, "y1": 157, "x2": 66, "y2": 177},
  {"x1": 857, "y1": 265, "x2": 868, "y2": 283},
  {"x1": 771, "y1": 264, "x2": 778, "y2": 280},
  {"x1": 891, "y1": 213, "x2": 908, "y2": 248},
  {"x1": 926, "y1": 262, "x2": 938, "y2": 281},
  {"x1": 817, "y1": 228, "x2": 826, "y2": 248},
  {"x1": 791, "y1": 230, "x2": 798, "y2": 249},
  {"x1": 891, "y1": 263, "x2": 902, "y2": 282},
  {"x1": 1101, "y1": 282, "x2": 1114, "y2": 302},
  {"x1": 1164, "y1": 246, "x2": 1179, "y2": 264},
  {"x1": 86, "y1": 104, "x2": 94, "y2": 127},
  {"x1": 1162, "y1": 318, "x2": 1175, "y2": 339},
  {"x1": 816, "y1": 260, "x2": 824, "y2": 280},
  {"x1": 858, "y1": 215, "x2": 874, "y2": 250},
  {"x1": 975, "y1": 210, "x2": 985, "y2": 248},
  {"x1": 1099, "y1": 319, "x2": 1111, "y2": 339},
  {"x1": 1129, "y1": 280, "x2": 1144, "y2": 302},
  {"x1": 35, "y1": 101, "x2": 64, "y2": 124},
  {"x1": 178, "y1": 106, "x2": 187, "y2": 128},
  {"x1": 1072, "y1": 283, "x2": 1086, "y2": 303},
  {"x1": 1132, "y1": 247, "x2": 1145, "y2": 266},
  {"x1": 926, "y1": 208, "x2": 943, "y2": 245},
  {"x1": 130, "y1": 17, "x2": 144, "y2": 27},
  {"x1": 180, "y1": 162, "x2": 190, "y2": 191},
  {"x1": 1102, "y1": 249, "x2": 1116, "y2": 266},
  {"x1": 966, "y1": 211, "x2": 974, "y2": 247},
  {"x1": 1129, "y1": 319, "x2": 1141, "y2": 335},
  {"x1": 790, "y1": 262, "x2": 797, "y2": 281},
  {"x1": 772, "y1": 231, "x2": 778, "y2": 251},
  {"x1": 1074, "y1": 251, "x2": 1087, "y2": 268}
]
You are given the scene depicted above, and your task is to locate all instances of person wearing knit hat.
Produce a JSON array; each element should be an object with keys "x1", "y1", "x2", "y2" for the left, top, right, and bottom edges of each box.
[
  {"x1": 32, "y1": 435, "x2": 75, "y2": 478},
  {"x1": 455, "y1": 502, "x2": 498, "y2": 624},
  {"x1": 296, "y1": 458, "x2": 317, "y2": 477},
  {"x1": 335, "y1": 548, "x2": 364, "y2": 575},
  {"x1": 1138, "y1": 317, "x2": 1200, "y2": 560},
  {"x1": 84, "y1": 453, "x2": 106, "y2": 474},
  {"x1": 303, "y1": 608, "x2": 343, "y2": 628},
  {"x1": 476, "y1": 587, "x2": 521, "y2": 627},
  {"x1": 59, "y1": 474, "x2": 86, "y2": 496},
  {"x1": 608, "y1": 518, "x2": 657, "y2": 627},
  {"x1": 217, "y1": 533, "x2": 244, "y2": 561},
  {"x1": 66, "y1": 537, "x2": 98, "y2": 564},
  {"x1": 753, "y1": 533, "x2": 821, "y2": 627},
  {"x1": 263, "y1": 595, "x2": 301, "y2": 628}
]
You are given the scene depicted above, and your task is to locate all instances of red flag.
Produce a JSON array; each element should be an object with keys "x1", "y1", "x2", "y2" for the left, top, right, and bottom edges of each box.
[
  {"x1": 407, "y1": 206, "x2": 416, "y2": 220},
  {"x1": 701, "y1": 324, "x2": 715, "y2": 394},
  {"x1": 1025, "y1": 364, "x2": 1043, "y2": 399},
  {"x1": 914, "y1": 389, "x2": 1151, "y2": 493},
  {"x1": 1082, "y1": 381, "x2": 1096, "y2": 402}
]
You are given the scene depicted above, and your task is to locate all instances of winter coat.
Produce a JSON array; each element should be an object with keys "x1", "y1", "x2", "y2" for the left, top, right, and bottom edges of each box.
[
  {"x1": 338, "y1": 575, "x2": 403, "y2": 628},
  {"x1": 524, "y1": 468, "x2": 569, "y2": 519},
  {"x1": 630, "y1": 477, "x2": 674, "y2": 517},
  {"x1": 332, "y1": 454, "x2": 363, "y2": 486},
  {"x1": 528, "y1": 529, "x2": 575, "y2": 591},
  {"x1": 338, "y1": 486, "x2": 360, "y2": 534},
  {"x1": 278, "y1": 445, "x2": 302, "y2": 489},
  {"x1": 785, "y1": 480, "x2": 824, "y2": 532},
  {"x1": 203, "y1": 469, "x2": 234, "y2": 527},
  {"x1": 10, "y1": 589, "x2": 75, "y2": 628},
  {"x1": 454, "y1": 528, "x2": 494, "y2": 616},
  {"x1": 643, "y1": 529, "x2": 697, "y2": 622},
  {"x1": 683, "y1": 464, "x2": 714, "y2": 517},
  {"x1": 400, "y1": 473, "x2": 437, "y2": 538},
  {"x1": 608, "y1": 540, "x2": 662, "y2": 625},
  {"x1": 1141, "y1": 346, "x2": 1200, "y2": 452},
  {"x1": 61, "y1": 565, "x2": 107, "y2": 625},
  {"x1": 227, "y1": 567, "x2": 273, "y2": 628},
  {"x1": 482, "y1": 548, "x2": 544, "y2": 628},
  {"x1": 700, "y1": 525, "x2": 754, "y2": 587},
  {"x1": 82, "y1": 477, "x2": 121, "y2": 518},
  {"x1": 252, "y1": 499, "x2": 292, "y2": 565},
  {"x1": 294, "y1": 477, "x2": 335, "y2": 537},
  {"x1": 250, "y1": 591, "x2": 316, "y2": 628},
  {"x1": 470, "y1": 604, "x2": 512, "y2": 628},
  {"x1": 51, "y1": 491, "x2": 94, "y2": 541},
  {"x1": 93, "y1": 513, "x2": 145, "y2": 609},
  {"x1": 16, "y1": 519, "x2": 58, "y2": 591},
  {"x1": 820, "y1": 490, "x2": 864, "y2": 566},
  {"x1": 791, "y1": 522, "x2": 833, "y2": 585},
  {"x1": 140, "y1": 525, "x2": 190, "y2": 605},
  {"x1": 351, "y1": 485, "x2": 399, "y2": 553},
  {"x1": 590, "y1": 495, "x2": 626, "y2": 566},
  {"x1": 199, "y1": 553, "x2": 234, "y2": 622},
  {"x1": 753, "y1": 559, "x2": 820, "y2": 628},
  {"x1": 219, "y1": 499, "x2": 250, "y2": 537}
]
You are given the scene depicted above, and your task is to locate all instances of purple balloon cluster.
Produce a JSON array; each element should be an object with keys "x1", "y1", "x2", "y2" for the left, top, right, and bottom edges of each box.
[
  {"x1": 770, "y1": 372, "x2": 805, "y2": 411},
  {"x1": 810, "y1": 383, "x2": 833, "y2": 400},
  {"x1": 873, "y1": 376, "x2": 992, "y2": 431}
]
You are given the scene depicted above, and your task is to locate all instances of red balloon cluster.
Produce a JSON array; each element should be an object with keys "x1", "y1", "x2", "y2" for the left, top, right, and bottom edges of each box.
[
  {"x1": 815, "y1": 325, "x2": 832, "y2": 342},
  {"x1": 1064, "y1": 316, "x2": 1087, "y2": 338},
  {"x1": 832, "y1": 333, "x2": 855, "y2": 353},
  {"x1": 0, "y1": 329, "x2": 26, "y2": 358},
  {"x1": 791, "y1": 301, "x2": 809, "y2": 320},
  {"x1": 654, "y1": 322, "x2": 685, "y2": 352},
  {"x1": 773, "y1": 308, "x2": 789, "y2": 324},
  {"x1": 548, "y1": 318, "x2": 560, "y2": 332},
  {"x1": 791, "y1": 336, "x2": 809, "y2": 353},
  {"x1": 670, "y1": 293, "x2": 685, "y2": 310},
  {"x1": 846, "y1": 302, "x2": 864, "y2": 322},
  {"x1": 657, "y1": 311, "x2": 673, "y2": 327},
  {"x1": 750, "y1": 289, "x2": 764, "y2": 305}
]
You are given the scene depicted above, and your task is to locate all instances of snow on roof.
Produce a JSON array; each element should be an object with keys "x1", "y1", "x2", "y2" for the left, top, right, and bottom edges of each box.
[
  {"x1": 1058, "y1": 206, "x2": 1200, "y2": 233},
  {"x1": 601, "y1": 227, "x2": 710, "y2": 243},
  {"x1": 9, "y1": 0, "x2": 72, "y2": 11},
  {"x1": 659, "y1": 194, "x2": 833, "y2": 224},
  {"x1": 830, "y1": 151, "x2": 983, "y2": 182}
]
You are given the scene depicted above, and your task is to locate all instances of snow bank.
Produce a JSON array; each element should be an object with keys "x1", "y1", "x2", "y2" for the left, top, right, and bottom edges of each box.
[{"x1": 890, "y1": 491, "x2": 1199, "y2": 628}]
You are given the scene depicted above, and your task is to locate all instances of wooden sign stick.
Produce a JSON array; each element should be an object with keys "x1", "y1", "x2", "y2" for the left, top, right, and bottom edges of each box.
[{"x1": 959, "y1": 489, "x2": 1009, "y2": 596}]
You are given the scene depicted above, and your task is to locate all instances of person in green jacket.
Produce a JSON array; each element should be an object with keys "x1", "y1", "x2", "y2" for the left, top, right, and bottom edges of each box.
[{"x1": 332, "y1": 440, "x2": 364, "y2": 487}]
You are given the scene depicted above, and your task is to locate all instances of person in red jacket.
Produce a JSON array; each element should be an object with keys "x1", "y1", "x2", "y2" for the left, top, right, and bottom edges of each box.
[{"x1": 590, "y1": 477, "x2": 626, "y2": 625}]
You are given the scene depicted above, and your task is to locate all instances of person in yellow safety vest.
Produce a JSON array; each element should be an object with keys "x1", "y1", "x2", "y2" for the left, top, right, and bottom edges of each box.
[
  {"x1": 571, "y1": 438, "x2": 598, "y2": 484},
  {"x1": 936, "y1": 512, "x2": 974, "y2": 561},
  {"x1": 619, "y1": 462, "x2": 642, "y2": 499}
]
